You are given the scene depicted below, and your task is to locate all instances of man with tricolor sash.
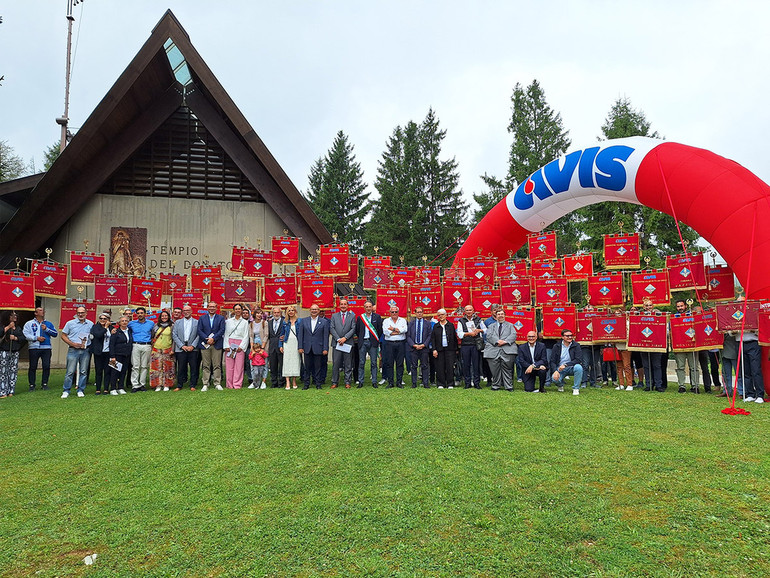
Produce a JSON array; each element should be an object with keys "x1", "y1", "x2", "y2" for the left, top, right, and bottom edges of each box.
[{"x1": 355, "y1": 300, "x2": 383, "y2": 388}]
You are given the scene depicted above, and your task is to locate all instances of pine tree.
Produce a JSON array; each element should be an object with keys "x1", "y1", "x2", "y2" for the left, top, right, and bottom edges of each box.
[
  {"x1": 304, "y1": 131, "x2": 370, "y2": 251},
  {"x1": 0, "y1": 140, "x2": 28, "y2": 182},
  {"x1": 473, "y1": 80, "x2": 571, "y2": 256},
  {"x1": 366, "y1": 109, "x2": 468, "y2": 264}
]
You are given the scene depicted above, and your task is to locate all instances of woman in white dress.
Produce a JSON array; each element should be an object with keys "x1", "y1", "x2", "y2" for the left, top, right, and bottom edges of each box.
[
  {"x1": 280, "y1": 305, "x2": 301, "y2": 389},
  {"x1": 223, "y1": 303, "x2": 250, "y2": 389}
]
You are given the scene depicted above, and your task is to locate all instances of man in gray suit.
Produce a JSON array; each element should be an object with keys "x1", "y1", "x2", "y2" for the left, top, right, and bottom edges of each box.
[
  {"x1": 330, "y1": 298, "x2": 356, "y2": 388},
  {"x1": 171, "y1": 305, "x2": 200, "y2": 390},
  {"x1": 483, "y1": 309, "x2": 518, "y2": 391}
]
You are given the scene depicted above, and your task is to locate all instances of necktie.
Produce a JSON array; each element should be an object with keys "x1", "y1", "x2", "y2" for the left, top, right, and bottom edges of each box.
[
  {"x1": 498, "y1": 324, "x2": 502, "y2": 338},
  {"x1": 342, "y1": 312, "x2": 346, "y2": 325},
  {"x1": 417, "y1": 320, "x2": 422, "y2": 344}
]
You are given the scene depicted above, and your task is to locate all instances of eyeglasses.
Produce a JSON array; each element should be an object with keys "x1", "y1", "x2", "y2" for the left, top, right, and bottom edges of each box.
[{"x1": 564, "y1": 335, "x2": 574, "y2": 339}]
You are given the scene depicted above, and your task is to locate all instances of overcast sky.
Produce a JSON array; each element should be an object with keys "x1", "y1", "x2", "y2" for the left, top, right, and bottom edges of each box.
[{"x1": 2, "y1": 0, "x2": 768, "y2": 217}]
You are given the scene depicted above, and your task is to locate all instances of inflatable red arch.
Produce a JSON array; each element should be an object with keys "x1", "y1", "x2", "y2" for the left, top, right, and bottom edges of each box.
[{"x1": 454, "y1": 137, "x2": 770, "y2": 299}]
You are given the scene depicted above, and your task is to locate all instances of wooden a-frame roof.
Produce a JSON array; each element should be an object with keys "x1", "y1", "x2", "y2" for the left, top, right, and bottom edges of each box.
[{"x1": 0, "y1": 10, "x2": 332, "y2": 268}]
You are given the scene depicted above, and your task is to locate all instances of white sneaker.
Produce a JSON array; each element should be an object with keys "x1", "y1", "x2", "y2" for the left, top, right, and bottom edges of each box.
[
  {"x1": 448, "y1": 385, "x2": 454, "y2": 389},
  {"x1": 573, "y1": 389, "x2": 580, "y2": 396},
  {"x1": 163, "y1": 386, "x2": 169, "y2": 392},
  {"x1": 615, "y1": 385, "x2": 623, "y2": 390},
  {"x1": 755, "y1": 397, "x2": 765, "y2": 404},
  {"x1": 215, "y1": 385, "x2": 224, "y2": 391},
  {"x1": 557, "y1": 386, "x2": 564, "y2": 392},
  {"x1": 744, "y1": 397, "x2": 756, "y2": 402},
  {"x1": 155, "y1": 386, "x2": 162, "y2": 392},
  {"x1": 61, "y1": 391, "x2": 69, "y2": 399},
  {"x1": 110, "y1": 390, "x2": 119, "y2": 396},
  {"x1": 247, "y1": 383, "x2": 256, "y2": 389},
  {"x1": 438, "y1": 386, "x2": 444, "y2": 389},
  {"x1": 118, "y1": 389, "x2": 127, "y2": 395},
  {"x1": 201, "y1": 385, "x2": 209, "y2": 392},
  {"x1": 77, "y1": 391, "x2": 85, "y2": 398},
  {"x1": 625, "y1": 386, "x2": 634, "y2": 391},
  {"x1": 378, "y1": 379, "x2": 386, "y2": 385},
  {"x1": 260, "y1": 383, "x2": 266, "y2": 389}
]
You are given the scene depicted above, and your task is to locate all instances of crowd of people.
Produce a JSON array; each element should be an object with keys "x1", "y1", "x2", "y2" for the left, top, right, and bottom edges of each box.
[{"x1": 0, "y1": 297, "x2": 766, "y2": 403}]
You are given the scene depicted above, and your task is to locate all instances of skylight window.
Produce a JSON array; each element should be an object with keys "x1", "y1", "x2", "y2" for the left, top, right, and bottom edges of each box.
[{"x1": 163, "y1": 38, "x2": 192, "y2": 86}]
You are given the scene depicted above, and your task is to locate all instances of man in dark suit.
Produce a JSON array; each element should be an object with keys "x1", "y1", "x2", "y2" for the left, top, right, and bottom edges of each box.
[
  {"x1": 407, "y1": 306, "x2": 433, "y2": 388},
  {"x1": 330, "y1": 299, "x2": 356, "y2": 388},
  {"x1": 108, "y1": 314, "x2": 133, "y2": 395},
  {"x1": 197, "y1": 301, "x2": 226, "y2": 392},
  {"x1": 267, "y1": 306, "x2": 285, "y2": 388},
  {"x1": 355, "y1": 300, "x2": 383, "y2": 388},
  {"x1": 518, "y1": 330, "x2": 548, "y2": 393},
  {"x1": 297, "y1": 303, "x2": 330, "y2": 389}
]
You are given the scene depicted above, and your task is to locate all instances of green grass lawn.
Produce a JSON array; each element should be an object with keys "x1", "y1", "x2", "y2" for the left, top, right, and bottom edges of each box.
[{"x1": 1, "y1": 369, "x2": 769, "y2": 577}]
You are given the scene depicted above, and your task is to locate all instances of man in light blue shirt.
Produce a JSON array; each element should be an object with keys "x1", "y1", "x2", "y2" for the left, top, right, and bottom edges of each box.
[
  {"x1": 60, "y1": 307, "x2": 93, "y2": 398},
  {"x1": 128, "y1": 306, "x2": 154, "y2": 392}
]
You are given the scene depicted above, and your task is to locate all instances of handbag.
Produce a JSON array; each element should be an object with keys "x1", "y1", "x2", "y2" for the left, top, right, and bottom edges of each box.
[{"x1": 602, "y1": 345, "x2": 622, "y2": 362}]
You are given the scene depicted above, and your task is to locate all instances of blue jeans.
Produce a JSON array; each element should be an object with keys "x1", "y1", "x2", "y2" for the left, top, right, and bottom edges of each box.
[
  {"x1": 553, "y1": 364, "x2": 583, "y2": 390},
  {"x1": 63, "y1": 348, "x2": 91, "y2": 393}
]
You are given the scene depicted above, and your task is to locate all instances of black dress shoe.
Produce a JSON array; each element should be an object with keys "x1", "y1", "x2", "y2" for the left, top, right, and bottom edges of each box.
[
  {"x1": 315, "y1": 385, "x2": 322, "y2": 389},
  {"x1": 302, "y1": 386, "x2": 309, "y2": 390},
  {"x1": 372, "y1": 384, "x2": 378, "y2": 388},
  {"x1": 463, "y1": 385, "x2": 471, "y2": 389},
  {"x1": 411, "y1": 385, "x2": 417, "y2": 388},
  {"x1": 474, "y1": 385, "x2": 481, "y2": 389},
  {"x1": 29, "y1": 384, "x2": 35, "y2": 391},
  {"x1": 424, "y1": 385, "x2": 430, "y2": 388},
  {"x1": 539, "y1": 389, "x2": 547, "y2": 393},
  {"x1": 356, "y1": 383, "x2": 363, "y2": 388},
  {"x1": 41, "y1": 384, "x2": 49, "y2": 390},
  {"x1": 386, "y1": 384, "x2": 394, "y2": 388},
  {"x1": 678, "y1": 386, "x2": 686, "y2": 393},
  {"x1": 397, "y1": 385, "x2": 404, "y2": 388}
]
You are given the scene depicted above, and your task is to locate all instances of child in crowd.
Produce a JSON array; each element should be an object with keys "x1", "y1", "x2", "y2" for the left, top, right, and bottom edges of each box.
[{"x1": 248, "y1": 336, "x2": 269, "y2": 390}]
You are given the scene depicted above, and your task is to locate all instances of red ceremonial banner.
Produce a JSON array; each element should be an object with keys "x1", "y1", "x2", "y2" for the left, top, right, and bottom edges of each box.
[
  {"x1": 530, "y1": 259, "x2": 562, "y2": 278},
  {"x1": 527, "y1": 231, "x2": 558, "y2": 260},
  {"x1": 411, "y1": 266, "x2": 441, "y2": 285},
  {"x1": 59, "y1": 299, "x2": 97, "y2": 328},
  {"x1": 31, "y1": 260, "x2": 68, "y2": 298},
  {"x1": 297, "y1": 265, "x2": 320, "y2": 278},
  {"x1": 363, "y1": 267, "x2": 392, "y2": 290},
  {"x1": 242, "y1": 250, "x2": 273, "y2": 278},
  {"x1": 500, "y1": 277, "x2": 533, "y2": 306},
  {"x1": 563, "y1": 254, "x2": 593, "y2": 280},
  {"x1": 191, "y1": 266, "x2": 222, "y2": 293},
  {"x1": 594, "y1": 312, "x2": 628, "y2": 343},
  {"x1": 263, "y1": 276, "x2": 298, "y2": 307},
  {"x1": 464, "y1": 258, "x2": 496, "y2": 288},
  {"x1": 69, "y1": 252, "x2": 106, "y2": 284},
  {"x1": 391, "y1": 267, "x2": 415, "y2": 289},
  {"x1": 695, "y1": 311, "x2": 722, "y2": 350},
  {"x1": 587, "y1": 273, "x2": 624, "y2": 307},
  {"x1": 94, "y1": 275, "x2": 129, "y2": 306},
  {"x1": 703, "y1": 264, "x2": 735, "y2": 302},
  {"x1": 271, "y1": 237, "x2": 300, "y2": 265},
  {"x1": 603, "y1": 233, "x2": 640, "y2": 270},
  {"x1": 409, "y1": 285, "x2": 442, "y2": 316},
  {"x1": 300, "y1": 277, "x2": 335, "y2": 309},
  {"x1": 230, "y1": 246, "x2": 245, "y2": 272},
  {"x1": 630, "y1": 270, "x2": 669, "y2": 306},
  {"x1": 337, "y1": 254, "x2": 359, "y2": 284},
  {"x1": 442, "y1": 280, "x2": 471, "y2": 313},
  {"x1": 160, "y1": 273, "x2": 187, "y2": 295},
  {"x1": 627, "y1": 312, "x2": 668, "y2": 352},
  {"x1": 363, "y1": 256, "x2": 392, "y2": 269},
  {"x1": 209, "y1": 280, "x2": 231, "y2": 309},
  {"x1": 376, "y1": 287, "x2": 408, "y2": 316},
  {"x1": 0, "y1": 271, "x2": 35, "y2": 310},
  {"x1": 666, "y1": 252, "x2": 707, "y2": 291},
  {"x1": 576, "y1": 309, "x2": 601, "y2": 345},
  {"x1": 506, "y1": 308, "x2": 536, "y2": 344},
  {"x1": 671, "y1": 314, "x2": 698, "y2": 352},
  {"x1": 224, "y1": 279, "x2": 258, "y2": 303},
  {"x1": 758, "y1": 309, "x2": 770, "y2": 346},
  {"x1": 472, "y1": 288, "x2": 502, "y2": 317},
  {"x1": 716, "y1": 301, "x2": 760, "y2": 332},
  {"x1": 534, "y1": 276, "x2": 569, "y2": 305},
  {"x1": 172, "y1": 291, "x2": 206, "y2": 315},
  {"x1": 541, "y1": 304, "x2": 577, "y2": 339},
  {"x1": 129, "y1": 277, "x2": 164, "y2": 309},
  {"x1": 319, "y1": 244, "x2": 350, "y2": 276}
]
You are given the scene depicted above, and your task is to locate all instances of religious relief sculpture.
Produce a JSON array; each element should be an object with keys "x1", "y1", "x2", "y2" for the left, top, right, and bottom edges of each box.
[{"x1": 109, "y1": 227, "x2": 147, "y2": 276}]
